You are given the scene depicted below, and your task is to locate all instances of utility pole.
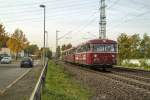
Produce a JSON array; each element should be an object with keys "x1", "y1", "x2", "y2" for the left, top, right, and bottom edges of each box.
[
  {"x1": 56, "y1": 30, "x2": 59, "y2": 61},
  {"x1": 99, "y1": 0, "x2": 106, "y2": 39},
  {"x1": 45, "y1": 31, "x2": 48, "y2": 58}
]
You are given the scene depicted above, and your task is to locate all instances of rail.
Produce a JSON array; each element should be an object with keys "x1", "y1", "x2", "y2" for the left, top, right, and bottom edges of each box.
[{"x1": 29, "y1": 59, "x2": 48, "y2": 100}]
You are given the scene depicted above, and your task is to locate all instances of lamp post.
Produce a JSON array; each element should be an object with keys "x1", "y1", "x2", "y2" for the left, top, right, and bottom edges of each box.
[
  {"x1": 56, "y1": 30, "x2": 59, "y2": 61},
  {"x1": 40, "y1": 4, "x2": 46, "y2": 66},
  {"x1": 45, "y1": 31, "x2": 48, "y2": 57}
]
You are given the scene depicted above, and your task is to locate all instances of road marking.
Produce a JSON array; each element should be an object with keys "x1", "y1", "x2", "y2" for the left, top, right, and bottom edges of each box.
[{"x1": 0, "y1": 68, "x2": 31, "y2": 95}]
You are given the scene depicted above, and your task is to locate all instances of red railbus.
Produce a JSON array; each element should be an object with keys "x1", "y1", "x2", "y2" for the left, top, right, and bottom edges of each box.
[{"x1": 62, "y1": 39, "x2": 117, "y2": 69}]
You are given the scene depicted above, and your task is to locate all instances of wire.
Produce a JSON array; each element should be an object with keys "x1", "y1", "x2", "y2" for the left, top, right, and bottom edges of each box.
[
  {"x1": 0, "y1": 2, "x2": 98, "y2": 16},
  {"x1": 0, "y1": 0, "x2": 99, "y2": 9},
  {"x1": 1, "y1": 9, "x2": 98, "y2": 24},
  {"x1": 107, "y1": 0, "x2": 121, "y2": 9}
]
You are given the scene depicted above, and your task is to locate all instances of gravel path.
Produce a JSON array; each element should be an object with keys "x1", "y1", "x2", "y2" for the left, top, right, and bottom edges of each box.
[{"x1": 62, "y1": 63, "x2": 150, "y2": 100}]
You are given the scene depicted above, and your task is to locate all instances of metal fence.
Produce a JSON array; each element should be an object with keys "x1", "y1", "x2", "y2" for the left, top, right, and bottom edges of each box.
[{"x1": 29, "y1": 59, "x2": 48, "y2": 100}]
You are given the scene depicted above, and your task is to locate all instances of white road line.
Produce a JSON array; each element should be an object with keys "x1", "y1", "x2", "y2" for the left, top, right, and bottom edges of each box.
[{"x1": 0, "y1": 68, "x2": 31, "y2": 95}]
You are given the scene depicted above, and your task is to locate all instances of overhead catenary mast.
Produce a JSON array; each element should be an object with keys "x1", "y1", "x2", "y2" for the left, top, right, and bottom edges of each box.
[{"x1": 99, "y1": 0, "x2": 106, "y2": 39}]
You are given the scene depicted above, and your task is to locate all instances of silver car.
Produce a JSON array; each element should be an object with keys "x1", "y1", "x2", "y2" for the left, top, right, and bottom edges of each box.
[{"x1": 0, "y1": 57, "x2": 12, "y2": 64}]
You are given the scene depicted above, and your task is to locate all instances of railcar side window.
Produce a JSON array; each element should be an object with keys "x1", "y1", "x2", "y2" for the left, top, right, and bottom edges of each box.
[
  {"x1": 105, "y1": 44, "x2": 115, "y2": 52},
  {"x1": 86, "y1": 44, "x2": 90, "y2": 51}
]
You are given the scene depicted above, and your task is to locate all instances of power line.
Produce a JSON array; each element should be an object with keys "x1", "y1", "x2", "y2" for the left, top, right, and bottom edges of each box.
[
  {"x1": 52, "y1": 11, "x2": 99, "y2": 39},
  {"x1": 0, "y1": 0, "x2": 99, "y2": 9},
  {"x1": 0, "y1": 2, "x2": 98, "y2": 16},
  {"x1": 107, "y1": 0, "x2": 121, "y2": 9},
  {"x1": 69, "y1": 13, "x2": 99, "y2": 36},
  {"x1": 1, "y1": 9, "x2": 98, "y2": 24}
]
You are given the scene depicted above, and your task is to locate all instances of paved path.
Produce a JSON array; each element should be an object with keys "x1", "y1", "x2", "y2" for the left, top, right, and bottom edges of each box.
[
  {"x1": 0, "y1": 67, "x2": 31, "y2": 93},
  {"x1": 0, "y1": 60, "x2": 41, "y2": 94},
  {"x1": 0, "y1": 64, "x2": 20, "y2": 68}
]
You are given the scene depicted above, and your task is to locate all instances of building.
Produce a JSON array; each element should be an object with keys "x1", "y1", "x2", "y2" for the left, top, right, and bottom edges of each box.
[
  {"x1": 0, "y1": 47, "x2": 24, "y2": 57},
  {"x1": 0, "y1": 48, "x2": 11, "y2": 55}
]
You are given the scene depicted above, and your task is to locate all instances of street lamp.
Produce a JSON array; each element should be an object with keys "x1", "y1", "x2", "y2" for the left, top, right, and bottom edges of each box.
[
  {"x1": 45, "y1": 31, "x2": 48, "y2": 57},
  {"x1": 40, "y1": 4, "x2": 46, "y2": 66},
  {"x1": 56, "y1": 30, "x2": 60, "y2": 61}
]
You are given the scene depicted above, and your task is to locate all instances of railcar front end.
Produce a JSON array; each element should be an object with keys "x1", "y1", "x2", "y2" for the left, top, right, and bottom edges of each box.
[{"x1": 89, "y1": 43, "x2": 117, "y2": 67}]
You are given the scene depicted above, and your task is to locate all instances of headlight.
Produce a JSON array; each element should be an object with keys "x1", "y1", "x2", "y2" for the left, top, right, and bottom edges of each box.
[
  {"x1": 112, "y1": 55, "x2": 115, "y2": 58},
  {"x1": 94, "y1": 54, "x2": 97, "y2": 58}
]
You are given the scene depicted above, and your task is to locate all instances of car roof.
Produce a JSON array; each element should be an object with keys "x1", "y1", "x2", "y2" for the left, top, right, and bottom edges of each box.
[{"x1": 3, "y1": 57, "x2": 9, "y2": 58}]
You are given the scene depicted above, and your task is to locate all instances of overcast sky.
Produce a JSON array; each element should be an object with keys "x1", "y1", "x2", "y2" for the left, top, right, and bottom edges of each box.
[{"x1": 0, "y1": 0, "x2": 150, "y2": 51}]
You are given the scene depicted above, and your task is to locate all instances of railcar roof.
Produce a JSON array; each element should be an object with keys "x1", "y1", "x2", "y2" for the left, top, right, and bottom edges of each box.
[
  {"x1": 86, "y1": 39, "x2": 117, "y2": 44},
  {"x1": 62, "y1": 39, "x2": 117, "y2": 52}
]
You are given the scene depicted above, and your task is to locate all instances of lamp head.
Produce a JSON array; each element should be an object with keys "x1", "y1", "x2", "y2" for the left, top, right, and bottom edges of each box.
[{"x1": 40, "y1": 5, "x2": 45, "y2": 8}]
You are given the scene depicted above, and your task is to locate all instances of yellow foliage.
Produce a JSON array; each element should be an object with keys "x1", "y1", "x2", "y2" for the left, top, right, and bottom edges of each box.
[{"x1": 7, "y1": 29, "x2": 28, "y2": 54}]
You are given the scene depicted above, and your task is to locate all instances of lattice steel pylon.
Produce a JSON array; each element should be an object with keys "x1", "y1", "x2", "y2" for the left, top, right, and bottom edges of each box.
[{"x1": 99, "y1": 0, "x2": 106, "y2": 39}]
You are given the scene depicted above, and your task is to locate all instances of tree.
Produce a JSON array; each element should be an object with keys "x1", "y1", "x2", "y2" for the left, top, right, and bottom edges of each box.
[
  {"x1": 24, "y1": 44, "x2": 39, "y2": 56},
  {"x1": 117, "y1": 33, "x2": 150, "y2": 62},
  {"x1": 61, "y1": 43, "x2": 72, "y2": 51},
  {"x1": 66, "y1": 43, "x2": 72, "y2": 49},
  {"x1": 7, "y1": 28, "x2": 28, "y2": 59},
  {"x1": 56, "y1": 46, "x2": 61, "y2": 58},
  {"x1": 40, "y1": 47, "x2": 52, "y2": 59},
  {"x1": 46, "y1": 48, "x2": 52, "y2": 59},
  {"x1": 140, "y1": 33, "x2": 150, "y2": 58},
  {"x1": 130, "y1": 34, "x2": 141, "y2": 58},
  {"x1": 61, "y1": 44, "x2": 66, "y2": 51},
  {"x1": 117, "y1": 33, "x2": 132, "y2": 61},
  {"x1": 0, "y1": 24, "x2": 8, "y2": 48}
]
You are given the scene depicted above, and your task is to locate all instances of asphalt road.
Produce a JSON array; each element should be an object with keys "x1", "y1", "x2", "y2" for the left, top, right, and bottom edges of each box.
[{"x1": 0, "y1": 60, "x2": 40, "y2": 94}]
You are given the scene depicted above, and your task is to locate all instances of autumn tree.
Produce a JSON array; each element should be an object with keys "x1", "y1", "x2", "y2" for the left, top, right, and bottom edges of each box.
[{"x1": 7, "y1": 28, "x2": 28, "y2": 59}]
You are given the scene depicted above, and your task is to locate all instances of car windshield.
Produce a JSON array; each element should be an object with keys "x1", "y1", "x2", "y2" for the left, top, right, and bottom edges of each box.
[
  {"x1": 23, "y1": 57, "x2": 31, "y2": 61},
  {"x1": 3, "y1": 57, "x2": 8, "y2": 59},
  {"x1": 93, "y1": 44, "x2": 116, "y2": 52}
]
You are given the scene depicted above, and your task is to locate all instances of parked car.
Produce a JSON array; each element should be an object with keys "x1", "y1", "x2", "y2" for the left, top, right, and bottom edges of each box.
[
  {"x1": 0, "y1": 57, "x2": 12, "y2": 64},
  {"x1": 20, "y1": 57, "x2": 33, "y2": 68}
]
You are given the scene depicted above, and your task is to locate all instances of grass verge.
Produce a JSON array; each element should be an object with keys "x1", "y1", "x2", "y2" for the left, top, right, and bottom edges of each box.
[
  {"x1": 42, "y1": 60, "x2": 92, "y2": 100},
  {"x1": 116, "y1": 64, "x2": 150, "y2": 71}
]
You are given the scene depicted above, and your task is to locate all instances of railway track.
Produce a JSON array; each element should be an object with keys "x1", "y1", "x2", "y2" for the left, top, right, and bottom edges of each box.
[
  {"x1": 63, "y1": 62, "x2": 150, "y2": 93},
  {"x1": 99, "y1": 71, "x2": 150, "y2": 92},
  {"x1": 110, "y1": 68, "x2": 150, "y2": 83}
]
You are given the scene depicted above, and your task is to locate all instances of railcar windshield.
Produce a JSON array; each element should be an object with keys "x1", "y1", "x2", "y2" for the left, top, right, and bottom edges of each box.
[{"x1": 93, "y1": 44, "x2": 117, "y2": 52}]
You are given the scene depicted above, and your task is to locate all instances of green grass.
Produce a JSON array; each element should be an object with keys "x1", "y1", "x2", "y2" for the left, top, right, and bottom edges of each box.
[
  {"x1": 118, "y1": 63, "x2": 150, "y2": 71},
  {"x1": 42, "y1": 60, "x2": 92, "y2": 100}
]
